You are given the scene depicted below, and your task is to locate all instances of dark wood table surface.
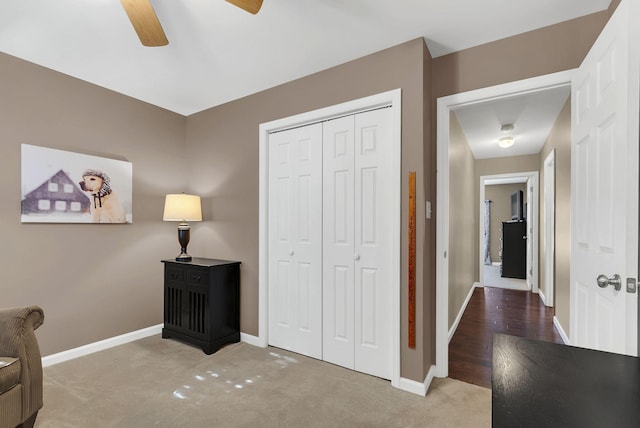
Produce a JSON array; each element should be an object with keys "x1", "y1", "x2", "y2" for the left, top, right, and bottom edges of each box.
[{"x1": 492, "y1": 333, "x2": 640, "y2": 428}]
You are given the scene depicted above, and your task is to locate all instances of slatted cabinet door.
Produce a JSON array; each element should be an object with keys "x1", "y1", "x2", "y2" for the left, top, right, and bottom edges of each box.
[
  {"x1": 164, "y1": 264, "x2": 185, "y2": 332},
  {"x1": 268, "y1": 123, "x2": 323, "y2": 359}
]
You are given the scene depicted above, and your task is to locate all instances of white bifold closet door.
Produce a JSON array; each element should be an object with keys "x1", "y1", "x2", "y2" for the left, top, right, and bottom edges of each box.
[
  {"x1": 268, "y1": 107, "x2": 393, "y2": 379},
  {"x1": 268, "y1": 123, "x2": 323, "y2": 359},
  {"x1": 322, "y1": 109, "x2": 393, "y2": 380}
]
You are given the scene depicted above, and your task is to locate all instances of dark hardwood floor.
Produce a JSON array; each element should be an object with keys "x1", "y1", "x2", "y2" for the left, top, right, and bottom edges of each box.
[{"x1": 448, "y1": 286, "x2": 563, "y2": 389}]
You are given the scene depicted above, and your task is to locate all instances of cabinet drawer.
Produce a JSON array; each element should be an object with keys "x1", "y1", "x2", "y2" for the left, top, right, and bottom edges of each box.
[
  {"x1": 166, "y1": 266, "x2": 185, "y2": 282},
  {"x1": 186, "y1": 269, "x2": 209, "y2": 285}
]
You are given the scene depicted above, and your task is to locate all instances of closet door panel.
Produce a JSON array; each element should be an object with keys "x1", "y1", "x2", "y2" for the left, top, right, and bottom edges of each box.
[
  {"x1": 274, "y1": 260, "x2": 291, "y2": 327},
  {"x1": 354, "y1": 108, "x2": 393, "y2": 379},
  {"x1": 268, "y1": 124, "x2": 323, "y2": 359},
  {"x1": 360, "y1": 267, "x2": 379, "y2": 345},
  {"x1": 270, "y1": 141, "x2": 294, "y2": 333},
  {"x1": 322, "y1": 116, "x2": 356, "y2": 368}
]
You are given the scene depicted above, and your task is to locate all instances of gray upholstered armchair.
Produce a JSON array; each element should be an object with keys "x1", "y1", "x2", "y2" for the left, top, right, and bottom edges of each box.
[{"x1": 0, "y1": 306, "x2": 44, "y2": 428}]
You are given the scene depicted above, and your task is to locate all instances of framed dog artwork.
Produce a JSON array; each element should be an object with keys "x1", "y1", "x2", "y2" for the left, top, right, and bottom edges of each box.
[{"x1": 21, "y1": 144, "x2": 133, "y2": 224}]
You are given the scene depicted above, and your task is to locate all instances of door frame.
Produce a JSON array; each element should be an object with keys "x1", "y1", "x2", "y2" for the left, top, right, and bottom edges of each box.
[
  {"x1": 435, "y1": 70, "x2": 574, "y2": 377},
  {"x1": 542, "y1": 149, "x2": 556, "y2": 307},
  {"x1": 526, "y1": 176, "x2": 536, "y2": 289},
  {"x1": 479, "y1": 172, "x2": 539, "y2": 292},
  {"x1": 258, "y1": 89, "x2": 402, "y2": 389}
]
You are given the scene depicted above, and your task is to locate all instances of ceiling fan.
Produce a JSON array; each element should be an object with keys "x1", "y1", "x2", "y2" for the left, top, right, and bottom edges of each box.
[{"x1": 120, "y1": 0, "x2": 263, "y2": 47}]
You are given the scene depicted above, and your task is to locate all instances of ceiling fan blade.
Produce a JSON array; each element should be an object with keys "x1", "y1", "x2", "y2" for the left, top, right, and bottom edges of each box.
[
  {"x1": 120, "y1": 0, "x2": 169, "y2": 47},
  {"x1": 225, "y1": 0, "x2": 264, "y2": 14}
]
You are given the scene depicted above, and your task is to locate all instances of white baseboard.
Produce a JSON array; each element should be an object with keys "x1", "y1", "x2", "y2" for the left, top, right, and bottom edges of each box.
[
  {"x1": 240, "y1": 332, "x2": 262, "y2": 347},
  {"x1": 42, "y1": 324, "x2": 163, "y2": 368},
  {"x1": 448, "y1": 282, "x2": 479, "y2": 343},
  {"x1": 538, "y1": 289, "x2": 547, "y2": 306},
  {"x1": 43, "y1": 327, "x2": 264, "y2": 368},
  {"x1": 553, "y1": 316, "x2": 570, "y2": 345},
  {"x1": 398, "y1": 365, "x2": 435, "y2": 396}
]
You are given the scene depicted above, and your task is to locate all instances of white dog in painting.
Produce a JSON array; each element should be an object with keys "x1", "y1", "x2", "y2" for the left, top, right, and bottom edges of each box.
[{"x1": 79, "y1": 169, "x2": 126, "y2": 223}]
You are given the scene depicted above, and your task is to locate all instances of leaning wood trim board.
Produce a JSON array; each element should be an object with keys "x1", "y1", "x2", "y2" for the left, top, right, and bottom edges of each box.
[{"x1": 408, "y1": 171, "x2": 416, "y2": 349}]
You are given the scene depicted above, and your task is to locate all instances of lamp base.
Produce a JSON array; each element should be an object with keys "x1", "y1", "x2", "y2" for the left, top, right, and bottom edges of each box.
[
  {"x1": 175, "y1": 253, "x2": 192, "y2": 262},
  {"x1": 175, "y1": 222, "x2": 192, "y2": 262}
]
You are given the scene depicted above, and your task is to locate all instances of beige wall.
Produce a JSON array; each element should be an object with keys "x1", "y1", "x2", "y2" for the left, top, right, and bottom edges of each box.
[
  {"x1": 186, "y1": 38, "x2": 432, "y2": 382},
  {"x1": 422, "y1": 40, "x2": 436, "y2": 374},
  {"x1": 485, "y1": 183, "x2": 527, "y2": 263},
  {"x1": 475, "y1": 155, "x2": 541, "y2": 180},
  {"x1": 432, "y1": 5, "x2": 619, "y2": 100},
  {"x1": 0, "y1": 52, "x2": 186, "y2": 356},
  {"x1": 539, "y1": 99, "x2": 571, "y2": 332},
  {"x1": 447, "y1": 112, "x2": 476, "y2": 328}
]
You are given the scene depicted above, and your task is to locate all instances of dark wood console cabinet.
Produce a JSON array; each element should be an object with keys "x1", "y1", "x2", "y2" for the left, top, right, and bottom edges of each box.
[
  {"x1": 500, "y1": 221, "x2": 527, "y2": 279},
  {"x1": 161, "y1": 258, "x2": 241, "y2": 354}
]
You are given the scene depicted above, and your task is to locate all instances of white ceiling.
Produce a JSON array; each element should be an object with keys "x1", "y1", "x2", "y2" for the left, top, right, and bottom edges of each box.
[
  {"x1": 0, "y1": 0, "x2": 609, "y2": 116},
  {"x1": 454, "y1": 86, "x2": 571, "y2": 160}
]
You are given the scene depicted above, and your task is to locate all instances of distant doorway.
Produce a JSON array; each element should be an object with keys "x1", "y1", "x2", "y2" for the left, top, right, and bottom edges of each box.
[{"x1": 479, "y1": 172, "x2": 538, "y2": 293}]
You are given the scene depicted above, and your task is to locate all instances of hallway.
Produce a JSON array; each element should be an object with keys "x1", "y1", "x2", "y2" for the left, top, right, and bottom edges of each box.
[{"x1": 448, "y1": 286, "x2": 563, "y2": 388}]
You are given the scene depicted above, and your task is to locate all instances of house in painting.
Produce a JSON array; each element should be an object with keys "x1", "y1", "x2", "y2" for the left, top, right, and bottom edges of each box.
[{"x1": 21, "y1": 169, "x2": 90, "y2": 216}]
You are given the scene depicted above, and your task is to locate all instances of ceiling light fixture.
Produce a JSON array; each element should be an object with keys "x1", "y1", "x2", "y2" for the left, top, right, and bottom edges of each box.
[
  {"x1": 499, "y1": 136, "x2": 515, "y2": 148},
  {"x1": 500, "y1": 123, "x2": 515, "y2": 132}
]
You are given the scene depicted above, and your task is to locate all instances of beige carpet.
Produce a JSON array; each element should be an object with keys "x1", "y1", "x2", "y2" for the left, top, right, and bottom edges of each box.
[{"x1": 36, "y1": 336, "x2": 490, "y2": 427}]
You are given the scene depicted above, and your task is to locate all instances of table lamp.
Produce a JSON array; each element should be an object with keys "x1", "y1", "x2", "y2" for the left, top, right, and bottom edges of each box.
[{"x1": 163, "y1": 193, "x2": 202, "y2": 261}]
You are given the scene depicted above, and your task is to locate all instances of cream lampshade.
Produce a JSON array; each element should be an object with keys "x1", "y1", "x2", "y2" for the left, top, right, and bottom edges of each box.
[{"x1": 163, "y1": 194, "x2": 202, "y2": 261}]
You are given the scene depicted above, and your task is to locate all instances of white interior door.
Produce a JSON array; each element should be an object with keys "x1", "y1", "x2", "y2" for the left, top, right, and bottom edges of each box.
[
  {"x1": 323, "y1": 115, "x2": 356, "y2": 369},
  {"x1": 268, "y1": 123, "x2": 323, "y2": 359},
  {"x1": 322, "y1": 108, "x2": 393, "y2": 379},
  {"x1": 353, "y1": 108, "x2": 393, "y2": 379},
  {"x1": 570, "y1": 0, "x2": 639, "y2": 356}
]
